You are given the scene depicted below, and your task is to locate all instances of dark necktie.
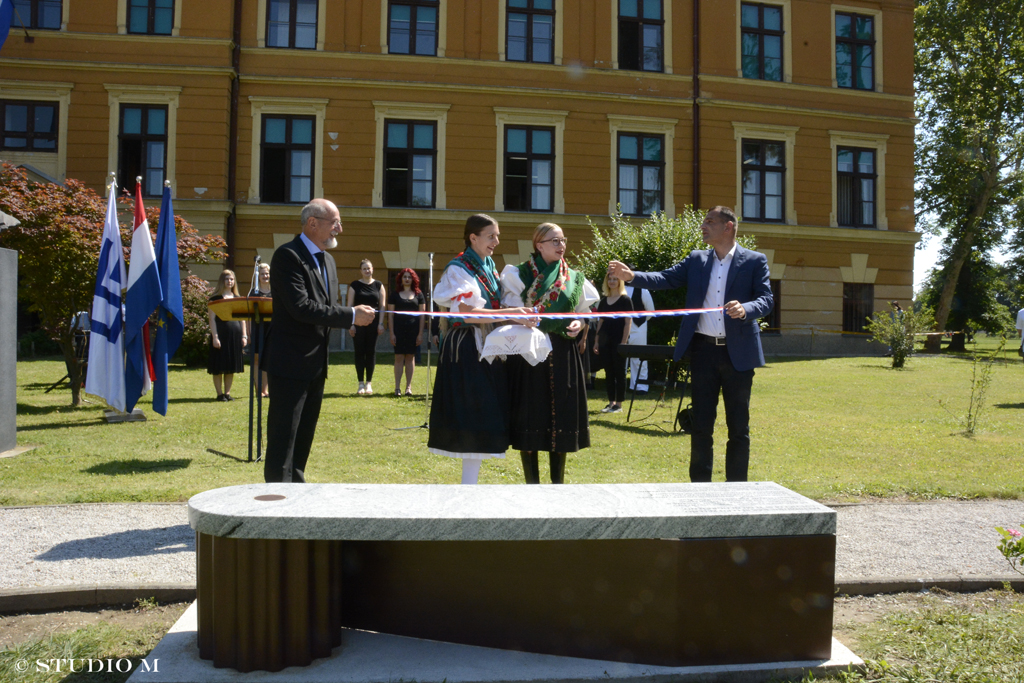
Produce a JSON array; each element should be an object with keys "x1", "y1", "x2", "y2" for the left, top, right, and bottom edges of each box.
[{"x1": 314, "y1": 252, "x2": 327, "y2": 288}]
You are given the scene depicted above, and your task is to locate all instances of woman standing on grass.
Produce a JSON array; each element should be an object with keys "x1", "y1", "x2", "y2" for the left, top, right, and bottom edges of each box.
[
  {"x1": 208, "y1": 269, "x2": 247, "y2": 401},
  {"x1": 501, "y1": 223, "x2": 599, "y2": 484},
  {"x1": 388, "y1": 268, "x2": 425, "y2": 396},
  {"x1": 428, "y1": 214, "x2": 537, "y2": 484},
  {"x1": 347, "y1": 259, "x2": 386, "y2": 395},
  {"x1": 593, "y1": 272, "x2": 632, "y2": 413}
]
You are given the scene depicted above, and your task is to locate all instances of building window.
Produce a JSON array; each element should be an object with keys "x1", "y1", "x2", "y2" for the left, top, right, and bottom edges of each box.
[
  {"x1": 266, "y1": 0, "x2": 317, "y2": 49},
  {"x1": 835, "y1": 11, "x2": 873, "y2": 90},
  {"x1": 618, "y1": 0, "x2": 662, "y2": 72},
  {"x1": 507, "y1": 0, "x2": 554, "y2": 63},
  {"x1": 617, "y1": 133, "x2": 663, "y2": 216},
  {"x1": 843, "y1": 283, "x2": 873, "y2": 333},
  {"x1": 741, "y1": 139, "x2": 785, "y2": 222},
  {"x1": 837, "y1": 147, "x2": 875, "y2": 228},
  {"x1": 127, "y1": 0, "x2": 173, "y2": 35},
  {"x1": 118, "y1": 105, "x2": 167, "y2": 197},
  {"x1": 383, "y1": 120, "x2": 436, "y2": 208},
  {"x1": 1, "y1": 101, "x2": 58, "y2": 152},
  {"x1": 740, "y1": 3, "x2": 782, "y2": 81},
  {"x1": 505, "y1": 126, "x2": 554, "y2": 212},
  {"x1": 260, "y1": 115, "x2": 314, "y2": 204},
  {"x1": 764, "y1": 279, "x2": 782, "y2": 331},
  {"x1": 389, "y1": 0, "x2": 438, "y2": 56},
  {"x1": 11, "y1": 0, "x2": 61, "y2": 29}
]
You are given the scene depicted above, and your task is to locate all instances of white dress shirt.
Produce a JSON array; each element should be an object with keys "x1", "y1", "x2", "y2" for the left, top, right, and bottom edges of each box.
[{"x1": 696, "y1": 245, "x2": 736, "y2": 339}]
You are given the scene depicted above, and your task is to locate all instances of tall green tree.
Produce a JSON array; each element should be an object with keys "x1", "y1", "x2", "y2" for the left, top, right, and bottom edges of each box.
[{"x1": 914, "y1": 0, "x2": 1024, "y2": 351}]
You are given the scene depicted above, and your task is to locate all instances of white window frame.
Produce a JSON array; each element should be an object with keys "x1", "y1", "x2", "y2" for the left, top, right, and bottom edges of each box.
[
  {"x1": 498, "y1": 0, "x2": 563, "y2": 65},
  {"x1": 106, "y1": 84, "x2": 180, "y2": 197},
  {"x1": 735, "y1": 0, "x2": 792, "y2": 83},
  {"x1": 117, "y1": 0, "x2": 183, "y2": 36},
  {"x1": 607, "y1": 114, "x2": 677, "y2": 216},
  {"x1": 257, "y1": 0, "x2": 328, "y2": 50},
  {"x1": 829, "y1": 130, "x2": 888, "y2": 230},
  {"x1": 731, "y1": 121, "x2": 798, "y2": 225},
  {"x1": 247, "y1": 96, "x2": 327, "y2": 204},
  {"x1": 494, "y1": 107, "x2": 567, "y2": 214},
  {"x1": 0, "y1": 80, "x2": 73, "y2": 182},
  {"x1": 831, "y1": 4, "x2": 883, "y2": 92},
  {"x1": 610, "y1": 0, "x2": 673, "y2": 73},
  {"x1": 372, "y1": 101, "x2": 450, "y2": 209},
  {"x1": 380, "y1": 0, "x2": 447, "y2": 57}
]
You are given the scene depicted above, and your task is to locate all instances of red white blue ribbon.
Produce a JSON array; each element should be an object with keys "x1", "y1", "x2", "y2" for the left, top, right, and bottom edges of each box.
[{"x1": 386, "y1": 307, "x2": 722, "y2": 320}]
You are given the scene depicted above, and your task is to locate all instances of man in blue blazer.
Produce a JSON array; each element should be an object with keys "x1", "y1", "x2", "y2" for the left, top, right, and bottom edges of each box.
[{"x1": 608, "y1": 206, "x2": 773, "y2": 482}]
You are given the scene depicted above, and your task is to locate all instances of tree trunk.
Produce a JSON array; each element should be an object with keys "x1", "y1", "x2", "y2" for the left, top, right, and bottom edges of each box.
[{"x1": 946, "y1": 332, "x2": 967, "y2": 352}]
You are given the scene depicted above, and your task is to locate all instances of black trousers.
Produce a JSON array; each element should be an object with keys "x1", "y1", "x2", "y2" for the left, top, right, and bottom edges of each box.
[
  {"x1": 264, "y1": 371, "x2": 326, "y2": 483},
  {"x1": 600, "y1": 342, "x2": 627, "y2": 403},
  {"x1": 352, "y1": 325, "x2": 378, "y2": 382},
  {"x1": 688, "y1": 335, "x2": 754, "y2": 482}
]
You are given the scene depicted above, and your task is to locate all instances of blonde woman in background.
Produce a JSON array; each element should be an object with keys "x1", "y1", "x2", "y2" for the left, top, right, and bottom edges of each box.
[{"x1": 208, "y1": 269, "x2": 247, "y2": 401}]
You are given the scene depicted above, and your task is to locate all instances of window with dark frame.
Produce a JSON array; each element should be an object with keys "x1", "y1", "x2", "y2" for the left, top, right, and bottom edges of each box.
[
  {"x1": 618, "y1": 0, "x2": 663, "y2": 72},
  {"x1": 842, "y1": 283, "x2": 873, "y2": 333},
  {"x1": 764, "y1": 279, "x2": 782, "y2": 332},
  {"x1": 266, "y1": 0, "x2": 317, "y2": 50},
  {"x1": 506, "y1": 0, "x2": 554, "y2": 64},
  {"x1": 260, "y1": 114, "x2": 314, "y2": 204},
  {"x1": 383, "y1": 120, "x2": 437, "y2": 208},
  {"x1": 1, "y1": 100, "x2": 58, "y2": 152},
  {"x1": 11, "y1": 0, "x2": 61, "y2": 29},
  {"x1": 741, "y1": 139, "x2": 785, "y2": 222},
  {"x1": 127, "y1": 0, "x2": 174, "y2": 35},
  {"x1": 118, "y1": 104, "x2": 168, "y2": 197},
  {"x1": 389, "y1": 0, "x2": 439, "y2": 56},
  {"x1": 617, "y1": 132, "x2": 664, "y2": 216},
  {"x1": 835, "y1": 11, "x2": 874, "y2": 90},
  {"x1": 837, "y1": 146, "x2": 876, "y2": 228},
  {"x1": 504, "y1": 126, "x2": 554, "y2": 212},
  {"x1": 740, "y1": 2, "x2": 783, "y2": 81}
]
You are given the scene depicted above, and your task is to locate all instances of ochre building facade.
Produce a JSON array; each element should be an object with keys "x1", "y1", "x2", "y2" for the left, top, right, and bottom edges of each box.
[{"x1": 0, "y1": 0, "x2": 917, "y2": 334}]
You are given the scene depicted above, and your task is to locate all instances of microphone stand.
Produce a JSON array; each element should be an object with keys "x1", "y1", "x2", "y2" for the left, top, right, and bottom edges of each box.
[{"x1": 394, "y1": 252, "x2": 433, "y2": 431}]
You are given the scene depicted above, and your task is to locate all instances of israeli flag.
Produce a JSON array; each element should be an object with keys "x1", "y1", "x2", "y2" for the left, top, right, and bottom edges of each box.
[{"x1": 85, "y1": 184, "x2": 127, "y2": 412}]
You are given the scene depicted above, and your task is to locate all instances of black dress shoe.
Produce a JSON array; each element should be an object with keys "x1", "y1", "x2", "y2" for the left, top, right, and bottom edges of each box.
[
  {"x1": 224, "y1": 394, "x2": 234, "y2": 401},
  {"x1": 216, "y1": 394, "x2": 226, "y2": 401}
]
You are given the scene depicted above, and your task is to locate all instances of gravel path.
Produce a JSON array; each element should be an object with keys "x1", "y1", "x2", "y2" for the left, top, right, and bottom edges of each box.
[{"x1": 1, "y1": 500, "x2": 1022, "y2": 590}]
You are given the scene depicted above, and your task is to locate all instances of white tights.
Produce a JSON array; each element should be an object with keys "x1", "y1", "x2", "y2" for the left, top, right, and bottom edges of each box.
[{"x1": 461, "y1": 459, "x2": 482, "y2": 485}]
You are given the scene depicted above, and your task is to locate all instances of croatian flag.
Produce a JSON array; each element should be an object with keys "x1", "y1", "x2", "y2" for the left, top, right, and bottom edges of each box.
[
  {"x1": 124, "y1": 181, "x2": 162, "y2": 413},
  {"x1": 0, "y1": 0, "x2": 13, "y2": 53},
  {"x1": 152, "y1": 183, "x2": 183, "y2": 416},
  {"x1": 85, "y1": 183, "x2": 127, "y2": 413}
]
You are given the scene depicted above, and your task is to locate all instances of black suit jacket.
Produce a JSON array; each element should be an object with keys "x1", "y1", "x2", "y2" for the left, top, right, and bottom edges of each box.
[{"x1": 267, "y1": 234, "x2": 354, "y2": 381}]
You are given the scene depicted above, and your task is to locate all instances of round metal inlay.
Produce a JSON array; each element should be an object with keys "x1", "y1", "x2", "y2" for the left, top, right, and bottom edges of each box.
[{"x1": 254, "y1": 494, "x2": 286, "y2": 501}]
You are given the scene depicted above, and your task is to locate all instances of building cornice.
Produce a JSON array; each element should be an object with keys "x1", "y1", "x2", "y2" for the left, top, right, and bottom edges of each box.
[
  {"x1": 700, "y1": 97, "x2": 916, "y2": 126},
  {"x1": 744, "y1": 222, "x2": 921, "y2": 245},
  {"x1": 0, "y1": 58, "x2": 234, "y2": 78},
  {"x1": 700, "y1": 74, "x2": 913, "y2": 103}
]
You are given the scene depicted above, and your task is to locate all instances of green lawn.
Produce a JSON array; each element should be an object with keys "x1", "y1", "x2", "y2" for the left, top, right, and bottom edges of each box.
[{"x1": 5, "y1": 347, "x2": 1024, "y2": 505}]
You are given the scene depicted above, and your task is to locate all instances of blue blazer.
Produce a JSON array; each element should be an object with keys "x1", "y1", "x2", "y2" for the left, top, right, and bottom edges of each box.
[{"x1": 630, "y1": 245, "x2": 773, "y2": 371}]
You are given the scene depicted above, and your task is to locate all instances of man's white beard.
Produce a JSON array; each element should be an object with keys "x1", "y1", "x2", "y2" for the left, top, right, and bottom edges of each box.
[{"x1": 325, "y1": 236, "x2": 338, "y2": 249}]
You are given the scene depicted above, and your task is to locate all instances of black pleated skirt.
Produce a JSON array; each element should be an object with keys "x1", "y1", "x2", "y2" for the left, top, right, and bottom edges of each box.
[
  {"x1": 507, "y1": 333, "x2": 590, "y2": 453},
  {"x1": 428, "y1": 326, "x2": 509, "y2": 458}
]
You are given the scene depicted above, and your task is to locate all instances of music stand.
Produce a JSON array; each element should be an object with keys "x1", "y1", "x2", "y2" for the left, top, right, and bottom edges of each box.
[
  {"x1": 617, "y1": 344, "x2": 691, "y2": 432},
  {"x1": 209, "y1": 296, "x2": 273, "y2": 462}
]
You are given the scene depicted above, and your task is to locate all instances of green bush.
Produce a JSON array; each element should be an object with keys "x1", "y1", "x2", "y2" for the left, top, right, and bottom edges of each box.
[
  {"x1": 572, "y1": 209, "x2": 756, "y2": 346},
  {"x1": 17, "y1": 328, "x2": 62, "y2": 357},
  {"x1": 173, "y1": 274, "x2": 212, "y2": 367},
  {"x1": 865, "y1": 302, "x2": 935, "y2": 369}
]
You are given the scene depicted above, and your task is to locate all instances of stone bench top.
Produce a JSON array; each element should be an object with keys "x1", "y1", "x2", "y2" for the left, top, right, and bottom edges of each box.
[{"x1": 188, "y1": 482, "x2": 835, "y2": 541}]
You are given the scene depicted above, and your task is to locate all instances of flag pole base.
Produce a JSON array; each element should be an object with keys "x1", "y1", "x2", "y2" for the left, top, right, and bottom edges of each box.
[{"x1": 104, "y1": 408, "x2": 147, "y2": 423}]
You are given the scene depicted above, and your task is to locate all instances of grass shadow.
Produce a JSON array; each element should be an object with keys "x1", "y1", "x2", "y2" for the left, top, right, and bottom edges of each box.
[
  {"x1": 593, "y1": 417, "x2": 683, "y2": 437},
  {"x1": 994, "y1": 402, "x2": 1024, "y2": 410},
  {"x1": 35, "y1": 525, "x2": 194, "y2": 561},
  {"x1": 83, "y1": 458, "x2": 192, "y2": 476},
  {"x1": 16, "y1": 402, "x2": 88, "y2": 416}
]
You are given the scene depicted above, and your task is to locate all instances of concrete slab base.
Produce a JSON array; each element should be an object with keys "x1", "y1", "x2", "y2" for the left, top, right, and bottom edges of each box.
[
  {"x1": 104, "y1": 409, "x2": 147, "y2": 423},
  {"x1": 0, "y1": 445, "x2": 36, "y2": 460},
  {"x1": 129, "y1": 602, "x2": 863, "y2": 683}
]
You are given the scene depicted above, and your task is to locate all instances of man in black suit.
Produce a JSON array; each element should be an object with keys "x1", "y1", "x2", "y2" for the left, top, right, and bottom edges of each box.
[
  {"x1": 264, "y1": 198, "x2": 375, "y2": 483},
  {"x1": 609, "y1": 206, "x2": 773, "y2": 482}
]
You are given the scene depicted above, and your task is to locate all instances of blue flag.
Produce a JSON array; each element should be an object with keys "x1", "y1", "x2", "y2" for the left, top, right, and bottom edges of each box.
[
  {"x1": 0, "y1": 0, "x2": 13, "y2": 53},
  {"x1": 124, "y1": 182, "x2": 163, "y2": 413},
  {"x1": 84, "y1": 185, "x2": 127, "y2": 412},
  {"x1": 152, "y1": 184, "x2": 183, "y2": 416}
]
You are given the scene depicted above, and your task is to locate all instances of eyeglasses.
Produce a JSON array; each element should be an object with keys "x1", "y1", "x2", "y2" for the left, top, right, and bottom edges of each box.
[
  {"x1": 316, "y1": 216, "x2": 342, "y2": 227},
  {"x1": 539, "y1": 238, "x2": 569, "y2": 247}
]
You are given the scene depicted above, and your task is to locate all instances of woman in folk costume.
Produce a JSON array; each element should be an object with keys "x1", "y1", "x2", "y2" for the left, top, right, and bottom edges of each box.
[
  {"x1": 428, "y1": 214, "x2": 538, "y2": 484},
  {"x1": 501, "y1": 223, "x2": 600, "y2": 484}
]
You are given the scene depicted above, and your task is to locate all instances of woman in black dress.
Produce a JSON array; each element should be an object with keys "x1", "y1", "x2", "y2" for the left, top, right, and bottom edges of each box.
[
  {"x1": 207, "y1": 269, "x2": 247, "y2": 401},
  {"x1": 593, "y1": 272, "x2": 633, "y2": 413},
  {"x1": 387, "y1": 268, "x2": 425, "y2": 396},
  {"x1": 500, "y1": 223, "x2": 600, "y2": 484},
  {"x1": 346, "y1": 259, "x2": 386, "y2": 395}
]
